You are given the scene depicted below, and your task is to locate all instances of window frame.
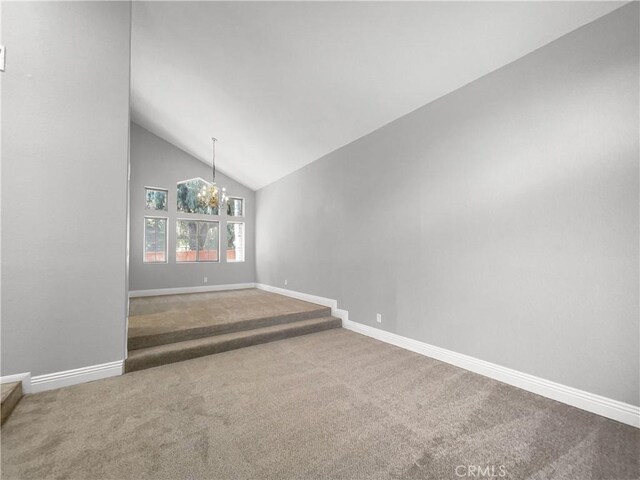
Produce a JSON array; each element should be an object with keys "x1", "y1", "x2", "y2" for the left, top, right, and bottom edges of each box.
[
  {"x1": 144, "y1": 186, "x2": 169, "y2": 212},
  {"x1": 176, "y1": 218, "x2": 221, "y2": 263},
  {"x1": 143, "y1": 216, "x2": 168, "y2": 264},
  {"x1": 226, "y1": 196, "x2": 245, "y2": 218},
  {"x1": 226, "y1": 221, "x2": 245, "y2": 263}
]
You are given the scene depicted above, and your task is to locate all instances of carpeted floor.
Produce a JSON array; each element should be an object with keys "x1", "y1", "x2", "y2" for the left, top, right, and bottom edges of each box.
[
  {"x1": 128, "y1": 289, "x2": 326, "y2": 337},
  {"x1": 1, "y1": 329, "x2": 638, "y2": 479}
]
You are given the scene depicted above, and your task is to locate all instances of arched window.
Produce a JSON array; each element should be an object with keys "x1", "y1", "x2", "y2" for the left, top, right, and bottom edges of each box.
[{"x1": 176, "y1": 178, "x2": 218, "y2": 215}]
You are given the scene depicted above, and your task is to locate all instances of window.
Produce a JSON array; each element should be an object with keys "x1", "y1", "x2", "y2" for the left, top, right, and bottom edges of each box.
[
  {"x1": 144, "y1": 217, "x2": 167, "y2": 263},
  {"x1": 176, "y1": 178, "x2": 218, "y2": 215},
  {"x1": 227, "y1": 222, "x2": 245, "y2": 262},
  {"x1": 145, "y1": 187, "x2": 168, "y2": 211},
  {"x1": 177, "y1": 220, "x2": 219, "y2": 262},
  {"x1": 226, "y1": 197, "x2": 244, "y2": 217}
]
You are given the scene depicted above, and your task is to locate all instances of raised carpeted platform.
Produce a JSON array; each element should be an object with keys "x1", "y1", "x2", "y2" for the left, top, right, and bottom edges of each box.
[{"x1": 126, "y1": 289, "x2": 341, "y2": 372}]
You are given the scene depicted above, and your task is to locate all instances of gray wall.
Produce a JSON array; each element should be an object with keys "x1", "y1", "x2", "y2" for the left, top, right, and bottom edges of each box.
[
  {"x1": 256, "y1": 4, "x2": 639, "y2": 405},
  {"x1": 129, "y1": 123, "x2": 256, "y2": 291},
  {"x1": 1, "y1": 2, "x2": 131, "y2": 376}
]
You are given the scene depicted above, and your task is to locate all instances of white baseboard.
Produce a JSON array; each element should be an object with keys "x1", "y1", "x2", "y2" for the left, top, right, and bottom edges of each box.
[
  {"x1": 255, "y1": 283, "x2": 350, "y2": 322},
  {"x1": 1, "y1": 372, "x2": 32, "y2": 394},
  {"x1": 256, "y1": 283, "x2": 639, "y2": 428},
  {"x1": 343, "y1": 319, "x2": 639, "y2": 428},
  {"x1": 1, "y1": 360, "x2": 124, "y2": 395},
  {"x1": 129, "y1": 282, "x2": 256, "y2": 298},
  {"x1": 29, "y1": 360, "x2": 124, "y2": 394},
  {"x1": 255, "y1": 283, "x2": 336, "y2": 309}
]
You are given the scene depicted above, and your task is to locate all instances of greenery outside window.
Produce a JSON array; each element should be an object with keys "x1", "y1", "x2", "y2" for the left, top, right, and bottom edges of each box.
[
  {"x1": 226, "y1": 197, "x2": 244, "y2": 217},
  {"x1": 227, "y1": 222, "x2": 245, "y2": 262},
  {"x1": 177, "y1": 220, "x2": 219, "y2": 262},
  {"x1": 177, "y1": 178, "x2": 218, "y2": 215},
  {"x1": 144, "y1": 217, "x2": 167, "y2": 263},
  {"x1": 145, "y1": 187, "x2": 168, "y2": 211}
]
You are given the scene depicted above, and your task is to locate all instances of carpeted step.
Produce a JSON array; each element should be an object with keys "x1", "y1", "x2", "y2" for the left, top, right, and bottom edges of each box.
[
  {"x1": 125, "y1": 316, "x2": 341, "y2": 373},
  {"x1": 1, "y1": 382, "x2": 23, "y2": 426},
  {"x1": 128, "y1": 305, "x2": 332, "y2": 350}
]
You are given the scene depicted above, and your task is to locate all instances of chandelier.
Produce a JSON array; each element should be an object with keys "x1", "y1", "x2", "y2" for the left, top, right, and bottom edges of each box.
[{"x1": 198, "y1": 136, "x2": 227, "y2": 211}]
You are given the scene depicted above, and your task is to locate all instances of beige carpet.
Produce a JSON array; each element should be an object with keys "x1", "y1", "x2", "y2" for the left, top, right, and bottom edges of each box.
[
  {"x1": 1, "y1": 329, "x2": 638, "y2": 479},
  {"x1": 128, "y1": 289, "x2": 328, "y2": 340}
]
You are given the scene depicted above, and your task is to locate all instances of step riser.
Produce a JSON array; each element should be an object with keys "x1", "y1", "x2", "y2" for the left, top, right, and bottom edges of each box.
[
  {"x1": 125, "y1": 318, "x2": 341, "y2": 373},
  {"x1": 128, "y1": 307, "x2": 332, "y2": 350},
  {"x1": 1, "y1": 383, "x2": 23, "y2": 427}
]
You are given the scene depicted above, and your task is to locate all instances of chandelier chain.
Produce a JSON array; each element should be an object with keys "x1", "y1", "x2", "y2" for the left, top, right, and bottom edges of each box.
[{"x1": 197, "y1": 136, "x2": 226, "y2": 211}]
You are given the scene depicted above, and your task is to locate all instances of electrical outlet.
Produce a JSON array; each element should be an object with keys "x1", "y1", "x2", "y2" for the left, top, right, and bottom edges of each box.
[
  {"x1": 376, "y1": 313, "x2": 382, "y2": 323},
  {"x1": 203, "y1": 277, "x2": 208, "y2": 283},
  {"x1": 284, "y1": 279, "x2": 288, "y2": 286}
]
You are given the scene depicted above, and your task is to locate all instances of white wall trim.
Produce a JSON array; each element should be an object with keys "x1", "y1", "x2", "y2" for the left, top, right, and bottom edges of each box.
[
  {"x1": 343, "y1": 319, "x2": 640, "y2": 428},
  {"x1": 256, "y1": 284, "x2": 639, "y2": 428},
  {"x1": 129, "y1": 282, "x2": 256, "y2": 298},
  {"x1": 1, "y1": 372, "x2": 32, "y2": 394},
  {"x1": 255, "y1": 283, "x2": 336, "y2": 309},
  {"x1": 29, "y1": 360, "x2": 124, "y2": 394},
  {"x1": 255, "y1": 283, "x2": 350, "y2": 322},
  {"x1": 1, "y1": 360, "x2": 124, "y2": 395}
]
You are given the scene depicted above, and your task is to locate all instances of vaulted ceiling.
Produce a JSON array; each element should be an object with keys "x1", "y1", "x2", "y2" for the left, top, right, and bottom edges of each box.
[{"x1": 131, "y1": 1, "x2": 624, "y2": 191}]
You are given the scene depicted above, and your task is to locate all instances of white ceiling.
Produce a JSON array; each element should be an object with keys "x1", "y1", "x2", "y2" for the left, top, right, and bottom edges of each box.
[{"x1": 131, "y1": 1, "x2": 624, "y2": 191}]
